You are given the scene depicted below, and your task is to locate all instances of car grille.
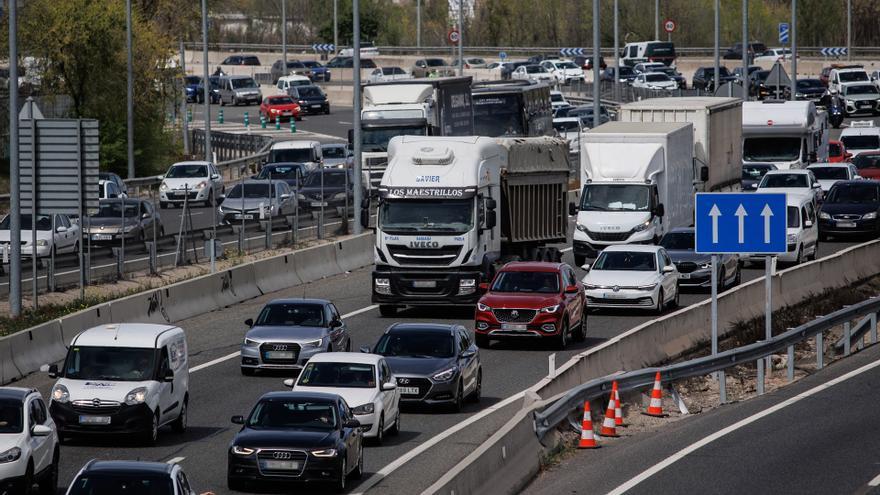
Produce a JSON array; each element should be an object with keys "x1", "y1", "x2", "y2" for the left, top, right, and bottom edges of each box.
[
  {"x1": 832, "y1": 214, "x2": 862, "y2": 221},
  {"x1": 492, "y1": 308, "x2": 537, "y2": 323},
  {"x1": 588, "y1": 296, "x2": 654, "y2": 306},
  {"x1": 587, "y1": 229, "x2": 631, "y2": 242},
  {"x1": 387, "y1": 245, "x2": 462, "y2": 266},
  {"x1": 259, "y1": 342, "x2": 301, "y2": 364},
  {"x1": 71, "y1": 399, "x2": 122, "y2": 414},
  {"x1": 167, "y1": 191, "x2": 199, "y2": 200},
  {"x1": 675, "y1": 262, "x2": 698, "y2": 274},
  {"x1": 396, "y1": 377, "x2": 432, "y2": 400},
  {"x1": 256, "y1": 449, "x2": 308, "y2": 477}
]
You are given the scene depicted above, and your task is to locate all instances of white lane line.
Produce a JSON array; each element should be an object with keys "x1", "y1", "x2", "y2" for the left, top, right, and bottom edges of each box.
[
  {"x1": 190, "y1": 305, "x2": 377, "y2": 374},
  {"x1": 560, "y1": 247, "x2": 572, "y2": 252},
  {"x1": 607, "y1": 356, "x2": 880, "y2": 495},
  {"x1": 869, "y1": 472, "x2": 880, "y2": 487},
  {"x1": 166, "y1": 457, "x2": 186, "y2": 464},
  {"x1": 338, "y1": 121, "x2": 352, "y2": 125},
  {"x1": 350, "y1": 390, "x2": 526, "y2": 495}
]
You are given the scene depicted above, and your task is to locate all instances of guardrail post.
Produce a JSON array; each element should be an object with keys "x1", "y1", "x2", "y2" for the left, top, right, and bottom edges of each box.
[
  {"x1": 816, "y1": 332, "x2": 823, "y2": 370},
  {"x1": 787, "y1": 344, "x2": 795, "y2": 381},
  {"x1": 47, "y1": 253, "x2": 55, "y2": 293},
  {"x1": 112, "y1": 247, "x2": 123, "y2": 280},
  {"x1": 756, "y1": 356, "x2": 765, "y2": 395},
  {"x1": 146, "y1": 241, "x2": 157, "y2": 275},
  {"x1": 871, "y1": 312, "x2": 877, "y2": 344},
  {"x1": 844, "y1": 321, "x2": 851, "y2": 356}
]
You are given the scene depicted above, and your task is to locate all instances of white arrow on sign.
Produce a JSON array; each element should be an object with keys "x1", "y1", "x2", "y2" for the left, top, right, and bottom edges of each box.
[
  {"x1": 735, "y1": 204, "x2": 748, "y2": 244},
  {"x1": 761, "y1": 204, "x2": 774, "y2": 244},
  {"x1": 709, "y1": 204, "x2": 722, "y2": 243}
]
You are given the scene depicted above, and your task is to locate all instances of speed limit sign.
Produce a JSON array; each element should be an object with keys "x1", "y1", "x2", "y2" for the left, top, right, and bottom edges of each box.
[
  {"x1": 448, "y1": 29, "x2": 460, "y2": 45},
  {"x1": 664, "y1": 19, "x2": 676, "y2": 33}
]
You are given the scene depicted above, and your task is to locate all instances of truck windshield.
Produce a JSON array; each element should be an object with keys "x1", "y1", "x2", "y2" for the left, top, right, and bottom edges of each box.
[
  {"x1": 361, "y1": 126, "x2": 427, "y2": 152},
  {"x1": 63, "y1": 346, "x2": 156, "y2": 381},
  {"x1": 269, "y1": 148, "x2": 314, "y2": 163},
  {"x1": 380, "y1": 199, "x2": 473, "y2": 234},
  {"x1": 473, "y1": 94, "x2": 525, "y2": 137},
  {"x1": 580, "y1": 184, "x2": 650, "y2": 212},
  {"x1": 743, "y1": 137, "x2": 801, "y2": 162}
]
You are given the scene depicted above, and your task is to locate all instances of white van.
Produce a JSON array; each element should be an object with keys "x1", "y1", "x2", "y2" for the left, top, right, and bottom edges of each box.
[
  {"x1": 267, "y1": 140, "x2": 323, "y2": 171},
  {"x1": 747, "y1": 193, "x2": 818, "y2": 265},
  {"x1": 840, "y1": 121, "x2": 880, "y2": 158},
  {"x1": 742, "y1": 100, "x2": 829, "y2": 170},
  {"x1": 46, "y1": 324, "x2": 189, "y2": 445},
  {"x1": 276, "y1": 75, "x2": 312, "y2": 94},
  {"x1": 621, "y1": 41, "x2": 677, "y2": 67}
]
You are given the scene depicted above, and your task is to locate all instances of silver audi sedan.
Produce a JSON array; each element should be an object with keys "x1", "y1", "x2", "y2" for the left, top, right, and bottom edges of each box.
[{"x1": 240, "y1": 298, "x2": 351, "y2": 375}]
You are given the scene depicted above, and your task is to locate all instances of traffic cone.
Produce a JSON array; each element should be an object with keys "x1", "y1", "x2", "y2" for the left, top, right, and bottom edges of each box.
[
  {"x1": 643, "y1": 371, "x2": 667, "y2": 417},
  {"x1": 599, "y1": 394, "x2": 618, "y2": 437},
  {"x1": 612, "y1": 381, "x2": 625, "y2": 426},
  {"x1": 577, "y1": 401, "x2": 599, "y2": 449}
]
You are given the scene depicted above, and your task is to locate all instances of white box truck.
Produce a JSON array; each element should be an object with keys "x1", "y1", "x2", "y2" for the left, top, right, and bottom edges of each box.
[
  {"x1": 572, "y1": 122, "x2": 694, "y2": 266},
  {"x1": 618, "y1": 97, "x2": 742, "y2": 192},
  {"x1": 742, "y1": 100, "x2": 829, "y2": 170},
  {"x1": 367, "y1": 135, "x2": 570, "y2": 313}
]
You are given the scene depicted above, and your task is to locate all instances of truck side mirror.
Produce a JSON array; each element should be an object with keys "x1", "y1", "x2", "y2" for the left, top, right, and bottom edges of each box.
[
  {"x1": 700, "y1": 166, "x2": 709, "y2": 182},
  {"x1": 655, "y1": 204, "x2": 665, "y2": 217},
  {"x1": 485, "y1": 211, "x2": 497, "y2": 230},
  {"x1": 360, "y1": 208, "x2": 370, "y2": 229},
  {"x1": 485, "y1": 198, "x2": 497, "y2": 211},
  {"x1": 568, "y1": 202, "x2": 578, "y2": 215}
]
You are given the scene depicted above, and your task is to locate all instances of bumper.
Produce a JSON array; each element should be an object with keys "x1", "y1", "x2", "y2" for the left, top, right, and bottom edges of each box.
[
  {"x1": 677, "y1": 270, "x2": 713, "y2": 287},
  {"x1": 266, "y1": 112, "x2": 299, "y2": 121},
  {"x1": 17, "y1": 245, "x2": 51, "y2": 257},
  {"x1": 50, "y1": 401, "x2": 154, "y2": 436},
  {"x1": 474, "y1": 310, "x2": 563, "y2": 340},
  {"x1": 354, "y1": 412, "x2": 378, "y2": 437},
  {"x1": 845, "y1": 103, "x2": 878, "y2": 114},
  {"x1": 160, "y1": 188, "x2": 210, "y2": 203},
  {"x1": 240, "y1": 343, "x2": 324, "y2": 370},
  {"x1": 235, "y1": 94, "x2": 262, "y2": 105},
  {"x1": 572, "y1": 228, "x2": 657, "y2": 258},
  {"x1": 372, "y1": 267, "x2": 483, "y2": 306},
  {"x1": 396, "y1": 375, "x2": 459, "y2": 405},
  {"x1": 0, "y1": 459, "x2": 28, "y2": 485},
  {"x1": 585, "y1": 288, "x2": 659, "y2": 310},
  {"x1": 228, "y1": 454, "x2": 341, "y2": 485},
  {"x1": 819, "y1": 218, "x2": 878, "y2": 235},
  {"x1": 301, "y1": 102, "x2": 329, "y2": 114}
]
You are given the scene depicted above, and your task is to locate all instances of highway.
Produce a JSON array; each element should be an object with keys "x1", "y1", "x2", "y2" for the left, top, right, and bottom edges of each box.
[{"x1": 523, "y1": 341, "x2": 880, "y2": 495}]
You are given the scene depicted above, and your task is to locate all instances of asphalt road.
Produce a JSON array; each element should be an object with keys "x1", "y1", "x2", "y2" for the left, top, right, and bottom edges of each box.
[{"x1": 523, "y1": 342, "x2": 880, "y2": 495}]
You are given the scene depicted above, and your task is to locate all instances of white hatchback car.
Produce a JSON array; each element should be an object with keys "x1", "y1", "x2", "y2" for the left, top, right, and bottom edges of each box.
[
  {"x1": 582, "y1": 245, "x2": 679, "y2": 314},
  {"x1": 631, "y1": 73, "x2": 678, "y2": 91},
  {"x1": 0, "y1": 387, "x2": 59, "y2": 494},
  {"x1": 747, "y1": 192, "x2": 819, "y2": 265},
  {"x1": 756, "y1": 169, "x2": 823, "y2": 204},
  {"x1": 159, "y1": 161, "x2": 225, "y2": 208},
  {"x1": 806, "y1": 162, "x2": 861, "y2": 192},
  {"x1": 541, "y1": 60, "x2": 585, "y2": 84},
  {"x1": 287, "y1": 352, "x2": 401, "y2": 444}
]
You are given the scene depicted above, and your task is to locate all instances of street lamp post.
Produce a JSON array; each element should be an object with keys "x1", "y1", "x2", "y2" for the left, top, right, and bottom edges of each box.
[
  {"x1": 126, "y1": 0, "x2": 134, "y2": 180},
  {"x1": 9, "y1": 0, "x2": 21, "y2": 317},
  {"x1": 353, "y1": 0, "x2": 363, "y2": 235}
]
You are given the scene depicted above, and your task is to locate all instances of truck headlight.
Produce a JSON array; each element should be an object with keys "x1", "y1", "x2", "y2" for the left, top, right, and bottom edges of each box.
[
  {"x1": 432, "y1": 367, "x2": 457, "y2": 382},
  {"x1": 374, "y1": 277, "x2": 391, "y2": 295},
  {"x1": 124, "y1": 387, "x2": 147, "y2": 406},
  {"x1": 819, "y1": 211, "x2": 831, "y2": 220},
  {"x1": 632, "y1": 220, "x2": 652, "y2": 232},
  {"x1": 576, "y1": 223, "x2": 587, "y2": 233},
  {"x1": 0, "y1": 447, "x2": 21, "y2": 464},
  {"x1": 351, "y1": 403, "x2": 374, "y2": 415},
  {"x1": 863, "y1": 212, "x2": 877, "y2": 220},
  {"x1": 458, "y1": 278, "x2": 476, "y2": 295},
  {"x1": 51, "y1": 384, "x2": 70, "y2": 403}
]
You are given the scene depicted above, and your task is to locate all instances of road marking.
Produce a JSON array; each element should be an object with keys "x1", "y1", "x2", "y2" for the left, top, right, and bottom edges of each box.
[
  {"x1": 189, "y1": 305, "x2": 377, "y2": 374},
  {"x1": 607, "y1": 356, "x2": 880, "y2": 495},
  {"x1": 166, "y1": 457, "x2": 185, "y2": 464},
  {"x1": 561, "y1": 247, "x2": 572, "y2": 252},
  {"x1": 338, "y1": 121, "x2": 352, "y2": 125},
  {"x1": 869, "y1": 472, "x2": 880, "y2": 487}
]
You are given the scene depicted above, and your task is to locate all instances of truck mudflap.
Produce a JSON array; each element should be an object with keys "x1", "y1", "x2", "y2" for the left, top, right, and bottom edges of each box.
[{"x1": 371, "y1": 267, "x2": 484, "y2": 306}]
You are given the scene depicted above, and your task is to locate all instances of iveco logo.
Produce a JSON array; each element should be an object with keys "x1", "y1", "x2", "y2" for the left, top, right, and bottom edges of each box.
[
  {"x1": 612, "y1": 286, "x2": 620, "y2": 292},
  {"x1": 398, "y1": 378, "x2": 410, "y2": 384},
  {"x1": 511, "y1": 310, "x2": 520, "y2": 319},
  {"x1": 409, "y1": 241, "x2": 440, "y2": 248},
  {"x1": 273, "y1": 344, "x2": 288, "y2": 351},
  {"x1": 273, "y1": 452, "x2": 293, "y2": 460}
]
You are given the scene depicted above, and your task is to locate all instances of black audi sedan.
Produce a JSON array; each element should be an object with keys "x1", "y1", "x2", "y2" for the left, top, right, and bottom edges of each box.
[
  {"x1": 227, "y1": 391, "x2": 363, "y2": 492},
  {"x1": 818, "y1": 180, "x2": 880, "y2": 239}
]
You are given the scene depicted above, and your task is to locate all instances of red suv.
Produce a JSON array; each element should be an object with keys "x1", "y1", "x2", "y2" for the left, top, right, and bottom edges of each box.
[{"x1": 474, "y1": 262, "x2": 586, "y2": 350}]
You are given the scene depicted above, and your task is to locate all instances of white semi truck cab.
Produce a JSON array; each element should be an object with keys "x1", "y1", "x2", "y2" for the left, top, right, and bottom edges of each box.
[{"x1": 369, "y1": 135, "x2": 570, "y2": 313}]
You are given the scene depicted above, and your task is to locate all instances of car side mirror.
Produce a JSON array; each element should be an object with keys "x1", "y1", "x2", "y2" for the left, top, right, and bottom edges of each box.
[
  {"x1": 569, "y1": 202, "x2": 578, "y2": 215},
  {"x1": 158, "y1": 175, "x2": 165, "y2": 180},
  {"x1": 47, "y1": 364, "x2": 58, "y2": 378},
  {"x1": 244, "y1": 318, "x2": 254, "y2": 327},
  {"x1": 31, "y1": 424, "x2": 52, "y2": 437},
  {"x1": 459, "y1": 349, "x2": 476, "y2": 359},
  {"x1": 142, "y1": 213, "x2": 150, "y2": 219},
  {"x1": 805, "y1": 220, "x2": 814, "y2": 227},
  {"x1": 282, "y1": 378, "x2": 295, "y2": 388},
  {"x1": 330, "y1": 319, "x2": 343, "y2": 328},
  {"x1": 752, "y1": 183, "x2": 759, "y2": 189},
  {"x1": 56, "y1": 226, "x2": 67, "y2": 233},
  {"x1": 281, "y1": 193, "x2": 291, "y2": 200},
  {"x1": 565, "y1": 285, "x2": 579, "y2": 294},
  {"x1": 344, "y1": 418, "x2": 361, "y2": 428},
  {"x1": 212, "y1": 174, "x2": 221, "y2": 180},
  {"x1": 662, "y1": 265, "x2": 675, "y2": 273},
  {"x1": 231, "y1": 415, "x2": 245, "y2": 424},
  {"x1": 700, "y1": 166, "x2": 709, "y2": 182},
  {"x1": 219, "y1": 194, "x2": 226, "y2": 201},
  {"x1": 812, "y1": 182, "x2": 821, "y2": 189},
  {"x1": 360, "y1": 208, "x2": 370, "y2": 229},
  {"x1": 855, "y1": 175, "x2": 863, "y2": 179},
  {"x1": 163, "y1": 369, "x2": 174, "y2": 382},
  {"x1": 581, "y1": 264, "x2": 591, "y2": 271},
  {"x1": 381, "y1": 382, "x2": 397, "y2": 391},
  {"x1": 485, "y1": 211, "x2": 497, "y2": 230},
  {"x1": 359, "y1": 346, "x2": 371, "y2": 353}
]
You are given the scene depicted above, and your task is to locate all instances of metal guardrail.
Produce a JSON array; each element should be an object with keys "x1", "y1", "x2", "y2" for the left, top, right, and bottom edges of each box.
[{"x1": 534, "y1": 295, "x2": 880, "y2": 439}]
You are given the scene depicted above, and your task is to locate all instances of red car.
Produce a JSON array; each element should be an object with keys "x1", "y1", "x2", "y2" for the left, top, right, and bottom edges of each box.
[
  {"x1": 259, "y1": 95, "x2": 301, "y2": 122},
  {"x1": 828, "y1": 140, "x2": 853, "y2": 163},
  {"x1": 474, "y1": 262, "x2": 586, "y2": 350},
  {"x1": 854, "y1": 152, "x2": 880, "y2": 179}
]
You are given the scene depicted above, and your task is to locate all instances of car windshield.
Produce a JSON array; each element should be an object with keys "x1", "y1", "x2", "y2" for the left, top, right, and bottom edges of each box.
[
  {"x1": 302, "y1": 61, "x2": 321, "y2": 68},
  {"x1": 92, "y1": 201, "x2": 140, "y2": 218},
  {"x1": 491, "y1": 271, "x2": 560, "y2": 293},
  {"x1": 231, "y1": 77, "x2": 258, "y2": 89},
  {"x1": 659, "y1": 232, "x2": 695, "y2": 251},
  {"x1": 165, "y1": 164, "x2": 207, "y2": 178},
  {"x1": 645, "y1": 74, "x2": 670, "y2": 82},
  {"x1": 844, "y1": 85, "x2": 879, "y2": 96},
  {"x1": 247, "y1": 399, "x2": 337, "y2": 430},
  {"x1": 554, "y1": 121, "x2": 579, "y2": 133},
  {"x1": 558, "y1": 62, "x2": 578, "y2": 69},
  {"x1": 380, "y1": 199, "x2": 473, "y2": 234},
  {"x1": 743, "y1": 165, "x2": 774, "y2": 180},
  {"x1": 298, "y1": 362, "x2": 376, "y2": 389},
  {"x1": 581, "y1": 184, "x2": 650, "y2": 212},
  {"x1": 67, "y1": 474, "x2": 174, "y2": 495},
  {"x1": 0, "y1": 214, "x2": 52, "y2": 231},
  {"x1": 618, "y1": 66, "x2": 635, "y2": 76},
  {"x1": 375, "y1": 331, "x2": 455, "y2": 358},
  {"x1": 839, "y1": 71, "x2": 868, "y2": 83},
  {"x1": 322, "y1": 146, "x2": 347, "y2": 159},
  {"x1": 303, "y1": 171, "x2": 347, "y2": 188},
  {"x1": 550, "y1": 93, "x2": 564, "y2": 102},
  {"x1": 425, "y1": 59, "x2": 446, "y2": 67},
  {"x1": 361, "y1": 125, "x2": 427, "y2": 152},
  {"x1": 63, "y1": 346, "x2": 156, "y2": 381},
  {"x1": 759, "y1": 173, "x2": 809, "y2": 188},
  {"x1": 787, "y1": 206, "x2": 800, "y2": 228},
  {"x1": 0, "y1": 400, "x2": 22, "y2": 433},
  {"x1": 843, "y1": 135, "x2": 880, "y2": 151},
  {"x1": 298, "y1": 86, "x2": 324, "y2": 98},
  {"x1": 743, "y1": 137, "x2": 802, "y2": 162},
  {"x1": 593, "y1": 251, "x2": 658, "y2": 271},
  {"x1": 255, "y1": 303, "x2": 325, "y2": 326},
  {"x1": 797, "y1": 79, "x2": 822, "y2": 89},
  {"x1": 826, "y1": 184, "x2": 879, "y2": 203},
  {"x1": 854, "y1": 154, "x2": 880, "y2": 169},
  {"x1": 267, "y1": 96, "x2": 295, "y2": 105},
  {"x1": 269, "y1": 147, "x2": 314, "y2": 163},
  {"x1": 809, "y1": 167, "x2": 849, "y2": 180},
  {"x1": 225, "y1": 183, "x2": 277, "y2": 199}
]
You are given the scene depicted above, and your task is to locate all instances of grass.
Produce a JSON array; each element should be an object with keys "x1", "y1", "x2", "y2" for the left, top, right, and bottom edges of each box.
[{"x1": 0, "y1": 295, "x2": 112, "y2": 336}]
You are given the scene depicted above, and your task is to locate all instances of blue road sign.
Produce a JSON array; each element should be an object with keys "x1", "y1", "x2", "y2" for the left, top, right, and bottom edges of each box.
[
  {"x1": 821, "y1": 47, "x2": 848, "y2": 57},
  {"x1": 499, "y1": 51, "x2": 507, "y2": 60},
  {"x1": 778, "y1": 23, "x2": 790, "y2": 44},
  {"x1": 560, "y1": 48, "x2": 585, "y2": 57},
  {"x1": 311, "y1": 43, "x2": 336, "y2": 52},
  {"x1": 695, "y1": 193, "x2": 788, "y2": 254}
]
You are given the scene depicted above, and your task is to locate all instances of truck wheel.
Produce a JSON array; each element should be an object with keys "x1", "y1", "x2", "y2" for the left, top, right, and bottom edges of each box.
[
  {"x1": 475, "y1": 334, "x2": 490, "y2": 348},
  {"x1": 379, "y1": 305, "x2": 397, "y2": 317}
]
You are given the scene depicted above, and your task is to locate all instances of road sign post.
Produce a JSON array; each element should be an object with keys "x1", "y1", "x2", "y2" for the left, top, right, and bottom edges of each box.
[
  {"x1": 663, "y1": 19, "x2": 675, "y2": 41},
  {"x1": 696, "y1": 193, "x2": 787, "y2": 405}
]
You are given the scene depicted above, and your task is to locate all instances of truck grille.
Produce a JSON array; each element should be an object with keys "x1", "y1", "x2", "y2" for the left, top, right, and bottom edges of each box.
[
  {"x1": 587, "y1": 229, "x2": 631, "y2": 242},
  {"x1": 259, "y1": 342, "x2": 301, "y2": 364},
  {"x1": 492, "y1": 308, "x2": 537, "y2": 323},
  {"x1": 387, "y1": 245, "x2": 462, "y2": 266},
  {"x1": 256, "y1": 450, "x2": 307, "y2": 477}
]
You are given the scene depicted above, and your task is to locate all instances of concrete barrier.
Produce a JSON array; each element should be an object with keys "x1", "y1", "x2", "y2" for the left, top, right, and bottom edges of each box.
[
  {"x1": 214, "y1": 264, "x2": 262, "y2": 309},
  {"x1": 108, "y1": 288, "x2": 174, "y2": 325},
  {"x1": 8, "y1": 321, "x2": 65, "y2": 380},
  {"x1": 294, "y1": 242, "x2": 342, "y2": 284},
  {"x1": 334, "y1": 235, "x2": 374, "y2": 273},
  {"x1": 0, "y1": 338, "x2": 20, "y2": 385},
  {"x1": 59, "y1": 304, "x2": 114, "y2": 348},
  {"x1": 253, "y1": 253, "x2": 303, "y2": 294}
]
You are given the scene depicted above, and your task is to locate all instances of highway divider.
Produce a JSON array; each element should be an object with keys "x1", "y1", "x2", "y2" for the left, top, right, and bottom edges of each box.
[{"x1": 0, "y1": 233, "x2": 374, "y2": 385}]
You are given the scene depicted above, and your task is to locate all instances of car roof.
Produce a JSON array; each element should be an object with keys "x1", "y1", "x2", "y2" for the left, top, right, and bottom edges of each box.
[
  {"x1": 73, "y1": 324, "x2": 180, "y2": 348},
  {"x1": 171, "y1": 160, "x2": 211, "y2": 167},
  {"x1": 271, "y1": 140, "x2": 320, "y2": 149},
  {"x1": 764, "y1": 169, "x2": 810, "y2": 175},
  {"x1": 499, "y1": 261, "x2": 564, "y2": 272},
  {"x1": 265, "y1": 298, "x2": 329, "y2": 306},
  {"x1": 239, "y1": 179, "x2": 289, "y2": 186},
  {"x1": 321, "y1": 143, "x2": 346, "y2": 149},
  {"x1": 260, "y1": 391, "x2": 339, "y2": 402},
  {"x1": 387, "y1": 323, "x2": 457, "y2": 335},
  {"x1": 224, "y1": 74, "x2": 254, "y2": 79},
  {"x1": 307, "y1": 352, "x2": 382, "y2": 365},
  {"x1": 832, "y1": 179, "x2": 875, "y2": 187},
  {"x1": 279, "y1": 75, "x2": 311, "y2": 82},
  {"x1": 787, "y1": 192, "x2": 814, "y2": 206},
  {"x1": 808, "y1": 162, "x2": 850, "y2": 168},
  {"x1": 0, "y1": 387, "x2": 36, "y2": 402},
  {"x1": 602, "y1": 244, "x2": 663, "y2": 253},
  {"x1": 553, "y1": 117, "x2": 580, "y2": 123},
  {"x1": 82, "y1": 460, "x2": 174, "y2": 475}
]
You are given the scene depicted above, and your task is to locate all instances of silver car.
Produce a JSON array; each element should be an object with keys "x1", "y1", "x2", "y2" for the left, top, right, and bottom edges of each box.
[
  {"x1": 217, "y1": 179, "x2": 295, "y2": 224},
  {"x1": 240, "y1": 298, "x2": 351, "y2": 375}
]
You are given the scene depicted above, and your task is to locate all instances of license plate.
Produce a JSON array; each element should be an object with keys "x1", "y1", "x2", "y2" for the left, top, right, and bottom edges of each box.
[
  {"x1": 91, "y1": 234, "x2": 113, "y2": 241},
  {"x1": 311, "y1": 104, "x2": 322, "y2": 108},
  {"x1": 837, "y1": 221, "x2": 857, "y2": 228},
  {"x1": 679, "y1": 273, "x2": 691, "y2": 279},
  {"x1": 79, "y1": 415, "x2": 111, "y2": 425},
  {"x1": 265, "y1": 351, "x2": 295, "y2": 359},
  {"x1": 603, "y1": 292, "x2": 628, "y2": 299},
  {"x1": 399, "y1": 387, "x2": 420, "y2": 395},
  {"x1": 234, "y1": 214, "x2": 254, "y2": 220},
  {"x1": 501, "y1": 323, "x2": 528, "y2": 331},
  {"x1": 261, "y1": 460, "x2": 300, "y2": 470},
  {"x1": 412, "y1": 280, "x2": 436, "y2": 288},
  {"x1": 310, "y1": 201, "x2": 328, "y2": 207},
  {"x1": 282, "y1": 111, "x2": 292, "y2": 116}
]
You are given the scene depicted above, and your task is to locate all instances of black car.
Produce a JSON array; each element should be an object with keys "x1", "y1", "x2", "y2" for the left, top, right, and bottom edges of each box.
[
  {"x1": 750, "y1": 70, "x2": 790, "y2": 99},
  {"x1": 660, "y1": 228, "x2": 741, "y2": 289},
  {"x1": 692, "y1": 66, "x2": 736, "y2": 91},
  {"x1": 364, "y1": 323, "x2": 481, "y2": 412},
  {"x1": 818, "y1": 180, "x2": 880, "y2": 239},
  {"x1": 795, "y1": 78, "x2": 827, "y2": 103},
  {"x1": 566, "y1": 105, "x2": 612, "y2": 127},
  {"x1": 195, "y1": 75, "x2": 221, "y2": 104},
  {"x1": 289, "y1": 85, "x2": 330, "y2": 115},
  {"x1": 723, "y1": 42, "x2": 766, "y2": 60},
  {"x1": 222, "y1": 54, "x2": 261, "y2": 66},
  {"x1": 227, "y1": 391, "x2": 363, "y2": 492},
  {"x1": 742, "y1": 163, "x2": 777, "y2": 191},
  {"x1": 298, "y1": 168, "x2": 362, "y2": 215},
  {"x1": 254, "y1": 163, "x2": 308, "y2": 188},
  {"x1": 325, "y1": 57, "x2": 376, "y2": 69},
  {"x1": 655, "y1": 67, "x2": 687, "y2": 89},
  {"x1": 67, "y1": 460, "x2": 200, "y2": 495},
  {"x1": 600, "y1": 65, "x2": 637, "y2": 83}
]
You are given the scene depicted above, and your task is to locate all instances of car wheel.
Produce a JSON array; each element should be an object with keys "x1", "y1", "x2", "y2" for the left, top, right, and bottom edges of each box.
[
  {"x1": 809, "y1": 241, "x2": 818, "y2": 261},
  {"x1": 220, "y1": 97, "x2": 225, "y2": 107},
  {"x1": 819, "y1": 233, "x2": 828, "y2": 242},
  {"x1": 555, "y1": 320, "x2": 569, "y2": 350},
  {"x1": 475, "y1": 333, "x2": 490, "y2": 348},
  {"x1": 389, "y1": 410, "x2": 401, "y2": 435},
  {"x1": 451, "y1": 381, "x2": 464, "y2": 413},
  {"x1": 352, "y1": 444, "x2": 364, "y2": 479},
  {"x1": 795, "y1": 246, "x2": 804, "y2": 265},
  {"x1": 375, "y1": 414, "x2": 384, "y2": 445},
  {"x1": 469, "y1": 369, "x2": 482, "y2": 403},
  {"x1": 654, "y1": 289, "x2": 665, "y2": 315},
  {"x1": 378, "y1": 305, "x2": 397, "y2": 317},
  {"x1": 240, "y1": 366, "x2": 255, "y2": 376},
  {"x1": 22, "y1": 461, "x2": 34, "y2": 495},
  {"x1": 572, "y1": 314, "x2": 587, "y2": 342},
  {"x1": 143, "y1": 410, "x2": 159, "y2": 446},
  {"x1": 345, "y1": 339, "x2": 351, "y2": 352},
  {"x1": 670, "y1": 286, "x2": 680, "y2": 309},
  {"x1": 734, "y1": 264, "x2": 742, "y2": 286},
  {"x1": 171, "y1": 397, "x2": 187, "y2": 433},
  {"x1": 717, "y1": 268, "x2": 726, "y2": 291},
  {"x1": 38, "y1": 449, "x2": 58, "y2": 495},
  {"x1": 335, "y1": 458, "x2": 347, "y2": 493},
  {"x1": 72, "y1": 241, "x2": 80, "y2": 255},
  {"x1": 324, "y1": 106, "x2": 330, "y2": 115},
  {"x1": 232, "y1": 96, "x2": 238, "y2": 106}
]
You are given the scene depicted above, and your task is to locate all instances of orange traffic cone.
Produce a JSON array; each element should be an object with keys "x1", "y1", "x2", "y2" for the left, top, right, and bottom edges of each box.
[
  {"x1": 612, "y1": 381, "x2": 625, "y2": 426},
  {"x1": 643, "y1": 371, "x2": 667, "y2": 417},
  {"x1": 578, "y1": 401, "x2": 599, "y2": 449},
  {"x1": 599, "y1": 393, "x2": 619, "y2": 437}
]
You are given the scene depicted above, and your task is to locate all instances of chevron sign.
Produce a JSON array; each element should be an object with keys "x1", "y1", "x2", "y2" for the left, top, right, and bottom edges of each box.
[
  {"x1": 820, "y1": 47, "x2": 848, "y2": 57},
  {"x1": 560, "y1": 48, "x2": 585, "y2": 57},
  {"x1": 312, "y1": 43, "x2": 336, "y2": 52}
]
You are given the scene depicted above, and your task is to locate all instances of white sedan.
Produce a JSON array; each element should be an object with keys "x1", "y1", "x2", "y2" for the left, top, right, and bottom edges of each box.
[
  {"x1": 756, "y1": 169, "x2": 824, "y2": 204},
  {"x1": 511, "y1": 64, "x2": 555, "y2": 83},
  {"x1": 367, "y1": 66, "x2": 410, "y2": 83},
  {"x1": 0, "y1": 213, "x2": 80, "y2": 258},
  {"x1": 286, "y1": 352, "x2": 401, "y2": 444},
  {"x1": 582, "y1": 245, "x2": 679, "y2": 314},
  {"x1": 631, "y1": 73, "x2": 678, "y2": 91},
  {"x1": 806, "y1": 162, "x2": 861, "y2": 192},
  {"x1": 541, "y1": 60, "x2": 585, "y2": 84}
]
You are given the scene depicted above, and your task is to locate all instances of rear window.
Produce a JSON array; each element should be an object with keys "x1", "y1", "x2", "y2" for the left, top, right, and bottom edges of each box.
[
  {"x1": 843, "y1": 135, "x2": 880, "y2": 151},
  {"x1": 645, "y1": 42, "x2": 675, "y2": 57},
  {"x1": 854, "y1": 153, "x2": 880, "y2": 169},
  {"x1": 809, "y1": 167, "x2": 849, "y2": 180}
]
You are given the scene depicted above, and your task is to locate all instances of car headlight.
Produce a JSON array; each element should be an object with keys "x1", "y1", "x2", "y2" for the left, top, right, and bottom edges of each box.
[
  {"x1": 632, "y1": 220, "x2": 652, "y2": 232},
  {"x1": 576, "y1": 223, "x2": 587, "y2": 233},
  {"x1": 36, "y1": 239, "x2": 48, "y2": 246},
  {"x1": 303, "y1": 338, "x2": 323, "y2": 348},
  {"x1": 310, "y1": 449, "x2": 338, "y2": 457},
  {"x1": 699, "y1": 262, "x2": 711, "y2": 269},
  {"x1": 195, "y1": 181, "x2": 207, "y2": 189},
  {"x1": 270, "y1": 108, "x2": 279, "y2": 113},
  {"x1": 217, "y1": 205, "x2": 225, "y2": 214},
  {"x1": 160, "y1": 183, "x2": 169, "y2": 191},
  {"x1": 787, "y1": 233, "x2": 798, "y2": 244},
  {"x1": 124, "y1": 387, "x2": 147, "y2": 406},
  {"x1": 637, "y1": 283, "x2": 658, "y2": 290},
  {"x1": 351, "y1": 403, "x2": 375, "y2": 415},
  {"x1": 297, "y1": 194, "x2": 306, "y2": 200},
  {"x1": 231, "y1": 445, "x2": 255, "y2": 456},
  {"x1": 819, "y1": 211, "x2": 831, "y2": 220},
  {"x1": 476, "y1": 302, "x2": 490, "y2": 312},
  {"x1": 333, "y1": 192, "x2": 347, "y2": 200},
  {"x1": 51, "y1": 384, "x2": 70, "y2": 403},
  {"x1": 847, "y1": 99, "x2": 855, "y2": 106},
  {"x1": 243, "y1": 337, "x2": 260, "y2": 347},
  {"x1": 540, "y1": 304, "x2": 560, "y2": 313},
  {"x1": 864, "y1": 212, "x2": 878, "y2": 220},
  {"x1": 0, "y1": 447, "x2": 21, "y2": 464},
  {"x1": 432, "y1": 367, "x2": 458, "y2": 382}
]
